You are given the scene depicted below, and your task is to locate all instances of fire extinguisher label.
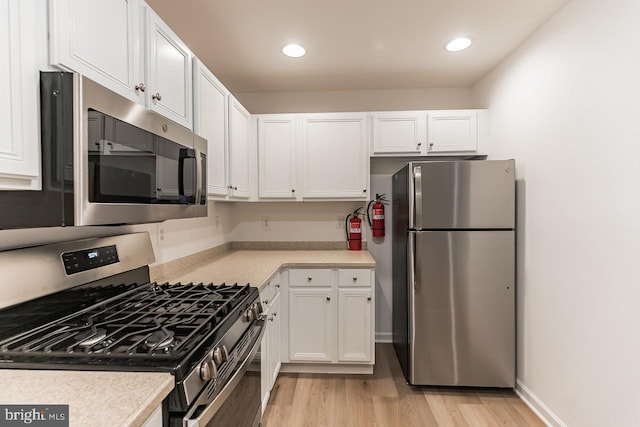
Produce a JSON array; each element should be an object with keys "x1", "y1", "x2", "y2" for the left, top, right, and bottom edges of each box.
[
  {"x1": 373, "y1": 214, "x2": 384, "y2": 220},
  {"x1": 350, "y1": 227, "x2": 361, "y2": 233}
]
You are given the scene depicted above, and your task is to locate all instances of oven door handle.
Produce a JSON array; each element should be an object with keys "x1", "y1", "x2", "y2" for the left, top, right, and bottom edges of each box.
[{"x1": 184, "y1": 322, "x2": 265, "y2": 427}]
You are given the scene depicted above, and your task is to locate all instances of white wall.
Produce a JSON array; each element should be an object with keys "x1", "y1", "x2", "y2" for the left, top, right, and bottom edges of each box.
[
  {"x1": 0, "y1": 203, "x2": 233, "y2": 265},
  {"x1": 236, "y1": 87, "x2": 474, "y2": 114},
  {"x1": 472, "y1": 0, "x2": 640, "y2": 425},
  {"x1": 230, "y1": 202, "x2": 363, "y2": 242}
]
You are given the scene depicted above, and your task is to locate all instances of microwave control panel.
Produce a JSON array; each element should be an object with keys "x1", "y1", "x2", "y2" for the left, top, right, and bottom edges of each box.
[{"x1": 62, "y1": 245, "x2": 119, "y2": 275}]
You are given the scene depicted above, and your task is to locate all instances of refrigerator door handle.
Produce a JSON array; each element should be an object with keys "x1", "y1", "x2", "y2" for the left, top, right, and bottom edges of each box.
[{"x1": 412, "y1": 165, "x2": 422, "y2": 228}]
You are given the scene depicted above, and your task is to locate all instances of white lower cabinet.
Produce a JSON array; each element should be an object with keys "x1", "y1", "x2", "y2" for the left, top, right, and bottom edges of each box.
[
  {"x1": 288, "y1": 287, "x2": 336, "y2": 362},
  {"x1": 284, "y1": 268, "x2": 374, "y2": 370},
  {"x1": 338, "y1": 288, "x2": 373, "y2": 362},
  {"x1": 260, "y1": 275, "x2": 281, "y2": 412},
  {"x1": 141, "y1": 404, "x2": 162, "y2": 427}
]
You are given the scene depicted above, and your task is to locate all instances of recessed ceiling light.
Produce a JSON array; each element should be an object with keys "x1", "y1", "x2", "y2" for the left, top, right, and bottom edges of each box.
[
  {"x1": 282, "y1": 43, "x2": 306, "y2": 58},
  {"x1": 445, "y1": 37, "x2": 473, "y2": 52}
]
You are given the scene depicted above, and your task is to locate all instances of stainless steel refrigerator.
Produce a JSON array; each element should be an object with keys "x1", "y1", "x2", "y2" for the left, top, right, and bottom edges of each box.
[{"x1": 392, "y1": 160, "x2": 516, "y2": 387}]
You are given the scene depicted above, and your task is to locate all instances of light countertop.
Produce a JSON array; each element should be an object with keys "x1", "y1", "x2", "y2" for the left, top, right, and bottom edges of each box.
[
  {"x1": 0, "y1": 370, "x2": 173, "y2": 427},
  {"x1": 154, "y1": 249, "x2": 376, "y2": 289}
]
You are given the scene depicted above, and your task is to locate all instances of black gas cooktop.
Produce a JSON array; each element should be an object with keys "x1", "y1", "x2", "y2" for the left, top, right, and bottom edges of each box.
[{"x1": 0, "y1": 281, "x2": 254, "y2": 377}]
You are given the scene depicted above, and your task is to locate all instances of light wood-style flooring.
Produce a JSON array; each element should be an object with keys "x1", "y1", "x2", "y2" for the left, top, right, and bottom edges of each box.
[{"x1": 263, "y1": 344, "x2": 544, "y2": 427}]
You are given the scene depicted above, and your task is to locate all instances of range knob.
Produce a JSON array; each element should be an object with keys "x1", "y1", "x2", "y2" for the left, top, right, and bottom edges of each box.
[
  {"x1": 251, "y1": 302, "x2": 263, "y2": 315},
  {"x1": 213, "y1": 345, "x2": 228, "y2": 366},
  {"x1": 199, "y1": 360, "x2": 217, "y2": 381},
  {"x1": 245, "y1": 307, "x2": 257, "y2": 322}
]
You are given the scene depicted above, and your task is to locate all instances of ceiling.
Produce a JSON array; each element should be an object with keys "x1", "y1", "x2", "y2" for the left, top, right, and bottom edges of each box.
[{"x1": 145, "y1": 0, "x2": 569, "y2": 93}]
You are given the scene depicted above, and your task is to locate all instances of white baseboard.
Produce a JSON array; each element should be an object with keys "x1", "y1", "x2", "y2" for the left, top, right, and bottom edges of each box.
[
  {"x1": 515, "y1": 379, "x2": 567, "y2": 427},
  {"x1": 375, "y1": 332, "x2": 392, "y2": 343}
]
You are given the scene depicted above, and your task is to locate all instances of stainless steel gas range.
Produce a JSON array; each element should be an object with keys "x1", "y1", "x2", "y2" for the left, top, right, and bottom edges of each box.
[{"x1": 0, "y1": 232, "x2": 264, "y2": 427}]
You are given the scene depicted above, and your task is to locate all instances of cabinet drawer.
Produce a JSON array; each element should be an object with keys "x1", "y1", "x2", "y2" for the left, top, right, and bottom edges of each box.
[
  {"x1": 338, "y1": 269, "x2": 372, "y2": 287},
  {"x1": 289, "y1": 269, "x2": 333, "y2": 287}
]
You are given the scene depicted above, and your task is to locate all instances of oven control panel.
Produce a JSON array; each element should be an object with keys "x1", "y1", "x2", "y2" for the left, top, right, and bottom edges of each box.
[{"x1": 62, "y1": 245, "x2": 119, "y2": 275}]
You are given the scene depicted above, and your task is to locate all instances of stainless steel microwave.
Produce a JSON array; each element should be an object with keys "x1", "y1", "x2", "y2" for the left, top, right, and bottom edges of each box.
[{"x1": 0, "y1": 72, "x2": 207, "y2": 229}]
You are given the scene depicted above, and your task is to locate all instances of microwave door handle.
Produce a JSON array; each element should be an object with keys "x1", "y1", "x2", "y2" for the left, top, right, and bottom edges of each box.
[
  {"x1": 195, "y1": 150, "x2": 203, "y2": 204},
  {"x1": 178, "y1": 148, "x2": 197, "y2": 204}
]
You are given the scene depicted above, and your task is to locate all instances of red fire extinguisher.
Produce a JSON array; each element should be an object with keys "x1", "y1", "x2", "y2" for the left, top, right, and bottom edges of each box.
[
  {"x1": 367, "y1": 193, "x2": 387, "y2": 237},
  {"x1": 345, "y1": 208, "x2": 363, "y2": 251}
]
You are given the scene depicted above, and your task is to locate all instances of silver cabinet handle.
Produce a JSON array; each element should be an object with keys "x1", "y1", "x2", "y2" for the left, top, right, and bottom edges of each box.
[
  {"x1": 135, "y1": 83, "x2": 146, "y2": 92},
  {"x1": 152, "y1": 92, "x2": 162, "y2": 101}
]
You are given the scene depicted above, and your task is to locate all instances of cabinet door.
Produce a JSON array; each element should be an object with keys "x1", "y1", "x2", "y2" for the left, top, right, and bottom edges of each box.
[
  {"x1": 0, "y1": 0, "x2": 43, "y2": 190},
  {"x1": 427, "y1": 110, "x2": 478, "y2": 153},
  {"x1": 49, "y1": 0, "x2": 143, "y2": 104},
  {"x1": 288, "y1": 288, "x2": 335, "y2": 362},
  {"x1": 146, "y1": 7, "x2": 193, "y2": 129},
  {"x1": 194, "y1": 60, "x2": 229, "y2": 197},
  {"x1": 258, "y1": 115, "x2": 297, "y2": 199},
  {"x1": 337, "y1": 288, "x2": 373, "y2": 362},
  {"x1": 371, "y1": 111, "x2": 426, "y2": 154},
  {"x1": 259, "y1": 284, "x2": 270, "y2": 413},
  {"x1": 268, "y1": 292, "x2": 281, "y2": 386},
  {"x1": 301, "y1": 113, "x2": 368, "y2": 199},
  {"x1": 228, "y1": 96, "x2": 251, "y2": 198}
]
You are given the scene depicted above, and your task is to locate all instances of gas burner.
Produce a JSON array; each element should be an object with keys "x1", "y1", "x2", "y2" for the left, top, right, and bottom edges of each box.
[
  {"x1": 144, "y1": 330, "x2": 174, "y2": 350},
  {"x1": 76, "y1": 328, "x2": 107, "y2": 347}
]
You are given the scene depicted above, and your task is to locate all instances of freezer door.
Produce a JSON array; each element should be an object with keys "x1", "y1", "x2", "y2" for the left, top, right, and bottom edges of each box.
[
  {"x1": 412, "y1": 160, "x2": 515, "y2": 229},
  {"x1": 409, "y1": 230, "x2": 515, "y2": 387}
]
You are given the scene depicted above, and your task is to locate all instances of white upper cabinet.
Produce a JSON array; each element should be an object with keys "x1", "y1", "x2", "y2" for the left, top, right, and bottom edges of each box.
[
  {"x1": 301, "y1": 113, "x2": 369, "y2": 199},
  {"x1": 49, "y1": 0, "x2": 193, "y2": 129},
  {"x1": 145, "y1": 6, "x2": 192, "y2": 129},
  {"x1": 0, "y1": 0, "x2": 45, "y2": 190},
  {"x1": 427, "y1": 110, "x2": 479, "y2": 153},
  {"x1": 370, "y1": 109, "x2": 489, "y2": 156},
  {"x1": 228, "y1": 96, "x2": 251, "y2": 199},
  {"x1": 258, "y1": 115, "x2": 298, "y2": 199},
  {"x1": 49, "y1": 0, "x2": 143, "y2": 104},
  {"x1": 193, "y1": 59, "x2": 229, "y2": 197},
  {"x1": 371, "y1": 111, "x2": 426, "y2": 154}
]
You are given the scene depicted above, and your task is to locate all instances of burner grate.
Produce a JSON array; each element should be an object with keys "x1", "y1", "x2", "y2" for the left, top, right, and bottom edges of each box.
[{"x1": 0, "y1": 282, "x2": 251, "y2": 361}]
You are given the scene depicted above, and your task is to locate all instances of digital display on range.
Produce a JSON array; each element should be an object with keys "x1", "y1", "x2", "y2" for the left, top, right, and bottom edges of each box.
[
  {"x1": 62, "y1": 245, "x2": 119, "y2": 275},
  {"x1": 86, "y1": 250, "x2": 99, "y2": 259}
]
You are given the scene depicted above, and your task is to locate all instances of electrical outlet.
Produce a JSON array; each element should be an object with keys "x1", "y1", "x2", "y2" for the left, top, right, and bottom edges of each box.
[
  {"x1": 261, "y1": 216, "x2": 271, "y2": 231},
  {"x1": 158, "y1": 225, "x2": 166, "y2": 246},
  {"x1": 337, "y1": 216, "x2": 345, "y2": 229}
]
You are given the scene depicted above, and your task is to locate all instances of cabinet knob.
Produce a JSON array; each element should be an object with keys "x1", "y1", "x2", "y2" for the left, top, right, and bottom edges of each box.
[
  {"x1": 275, "y1": 284, "x2": 280, "y2": 288},
  {"x1": 326, "y1": 297, "x2": 331, "y2": 301},
  {"x1": 307, "y1": 277, "x2": 312, "y2": 281},
  {"x1": 417, "y1": 142, "x2": 422, "y2": 147},
  {"x1": 234, "y1": 186, "x2": 238, "y2": 190},
  {"x1": 269, "y1": 315, "x2": 275, "y2": 322},
  {"x1": 352, "y1": 277, "x2": 358, "y2": 281},
  {"x1": 291, "y1": 189, "x2": 295, "y2": 193},
  {"x1": 367, "y1": 297, "x2": 372, "y2": 301},
  {"x1": 227, "y1": 185, "x2": 233, "y2": 189},
  {"x1": 363, "y1": 189, "x2": 367, "y2": 193},
  {"x1": 152, "y1": 92, "x2": 162, "y2": 101},
  {"x1": 135, "y1": 83, "x2": 146, "y2": 92},
  {"x1": 429, "y1": 142, "x2": 434, "y2": 147}
]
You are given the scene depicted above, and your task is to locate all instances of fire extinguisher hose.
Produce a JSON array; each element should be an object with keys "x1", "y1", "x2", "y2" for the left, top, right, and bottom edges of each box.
[{"x1": 344, "y1": 213, "x2": 352, "y2": 249}]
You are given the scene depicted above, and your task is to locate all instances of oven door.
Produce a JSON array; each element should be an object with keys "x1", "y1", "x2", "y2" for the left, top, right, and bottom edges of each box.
[{"x1": 182, "y1": 322, "x2": 265, "y2": 427}]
